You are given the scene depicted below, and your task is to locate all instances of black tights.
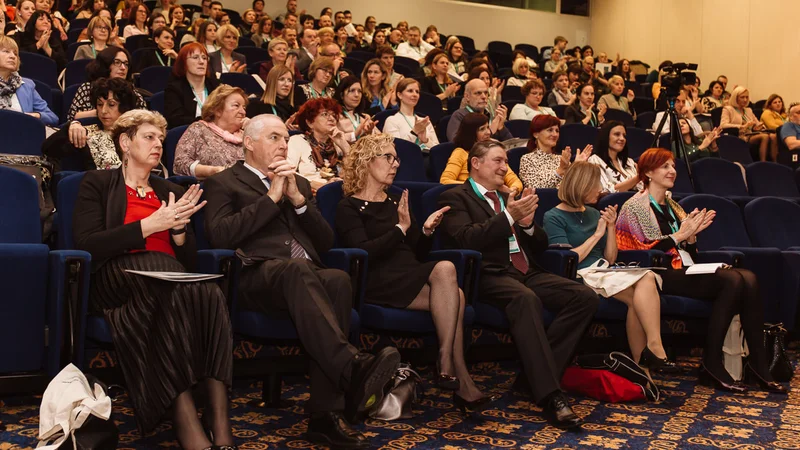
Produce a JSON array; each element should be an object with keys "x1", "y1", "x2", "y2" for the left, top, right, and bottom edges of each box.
[
  {"x1": 173, "y1": 379, "x2": 233, "y2": 450},
  {"x1": 660, "y1": 268, "x2": 770, "y2": 383}
]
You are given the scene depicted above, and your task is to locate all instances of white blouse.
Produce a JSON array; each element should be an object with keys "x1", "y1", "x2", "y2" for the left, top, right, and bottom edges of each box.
[
  {"x1": 383, "y1": 111, "x2": 439, "y2": 150},
  {"x1": 588, "y1": 154, "x2": 643, "y2": 193},
  {"x1": 509, "y1": 103, "x2": 557, "y2": 121}
]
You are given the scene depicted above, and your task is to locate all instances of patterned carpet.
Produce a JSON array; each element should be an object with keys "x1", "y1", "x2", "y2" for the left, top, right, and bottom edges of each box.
[{"x1": 1, "y1": 356, "x2": 797, "y2": 450}]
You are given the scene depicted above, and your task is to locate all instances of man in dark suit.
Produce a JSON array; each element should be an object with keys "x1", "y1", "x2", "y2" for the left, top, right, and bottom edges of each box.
[
  {"x1": 203, "y1": 114, "x2": 400, "y2": 449},
  {"x1": 438, "y1": 139, "x2": 599, "y2": 430},
  {"x1": 295, "y1": 28, "x2": 318, "y2": 76}
]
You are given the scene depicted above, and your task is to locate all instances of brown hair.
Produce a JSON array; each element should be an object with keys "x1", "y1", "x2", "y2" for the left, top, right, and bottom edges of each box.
[
  {"x1": 558, "y1": 161, "x2": 601, "y2": 208},
  {"x1": 200, "y1": 84, "x2": 248, "y2": 121}
]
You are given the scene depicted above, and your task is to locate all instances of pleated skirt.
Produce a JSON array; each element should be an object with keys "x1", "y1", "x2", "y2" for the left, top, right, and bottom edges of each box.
[{"x1": 90, "y1": 251, "x2": 233, "y2": 434}]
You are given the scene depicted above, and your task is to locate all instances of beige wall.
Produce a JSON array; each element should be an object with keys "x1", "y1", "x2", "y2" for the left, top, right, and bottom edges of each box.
[
  {"x1": 225, "y1": 0, "x2": 591, "y2": 52},
  {"x1": 591, "y1": 0, "x2": 800, "y2": 103}
]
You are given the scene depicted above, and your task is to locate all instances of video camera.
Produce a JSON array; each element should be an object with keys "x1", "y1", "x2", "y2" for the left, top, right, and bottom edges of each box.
[{"x1": 660, "y1": 62, "x2": 698, "y2": 98}]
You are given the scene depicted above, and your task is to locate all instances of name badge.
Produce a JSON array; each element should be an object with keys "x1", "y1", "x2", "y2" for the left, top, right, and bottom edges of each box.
[
  {"x1": 679, "y1": 249, "x2": 695, "y2": 267},
  {"x1": 509, "y1": 235, "x2": 521, "y2": 254}
]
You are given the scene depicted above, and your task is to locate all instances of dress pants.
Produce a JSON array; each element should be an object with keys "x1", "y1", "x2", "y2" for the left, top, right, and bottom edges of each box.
[
  {"x1": 239, "y1": 258, "x2": 358, "y2": 412},
  {"x1": 479, "y1": 267, "x2": 599, "y2": 404}
]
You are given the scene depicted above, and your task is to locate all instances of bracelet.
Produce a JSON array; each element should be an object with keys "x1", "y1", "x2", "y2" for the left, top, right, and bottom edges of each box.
[{"x1": 170, "y1": 226, "x2": 186, "y2": 235}]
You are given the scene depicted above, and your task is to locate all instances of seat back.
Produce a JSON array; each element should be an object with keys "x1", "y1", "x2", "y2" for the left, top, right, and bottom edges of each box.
[
  {"x1": 343, "y1": 57, "x2": 366, "y2": 76},
  {"x1": 552, "y1": 104, "x2": 567, "y2": 119},
  {"x1": 692, "y1": 158, "x2": 748, "y2": 197},
  {"x1": 394, "y1": 56, "x2": 421, "y2": 74},
  {"x1": 710, "y1": 107, "x2": 723, "y2": 127},
  {"x1": 507, "y1": 146, "x2": 527, "y2": 174},
  {"x1": 219, "y1": 72, "x2": 264, "y2": 97},
  {"x1": 394, "y1": 138, "x2": 427, "y2": 182},
  {"x1": 0, "y1": 166, "x2": 43, "y2": 243},
  {"x1": 65, "y1": 59, "x2": 91, "y2": 88},
  {"x1": 718, "y1": 135, "x2": 754, "y2": 165},
  {"x1": 55, "y1": 172, "x2": 86, "y2": 250},
  {"x1": 33, "y1": 80, "x2": 55, "y2": 116},
  {"x1": 603, "y1": 109, "x2": 634, "y2": 127},
  {"x1": 503, "y1": 85, "x2": 523, "y2": 102},
  {"x1": 625, "y1": 127, "x2": 655, "y2": 160},
  {"x1": 505, "y1": 119, "x2": 530, "y2": 139},
  {"x1": 534, "y1": 188, "x2": 559, "y2": 226},
  {"x1": 437, "y1": 114, "x2": 451, "y2": 143},
  {"x1": 556, "y1": 123, "x2": 598, "y2": 153},
  {"x1": 347, "y1": 50, "x2": 374, "y2": 62},
  {"x1": 746, "y1": 162, "x2": 800, "y2": 197},
  {"x1": 455, "y1": 35, "x2": 475, "y2": 52},
  {"x1": 487, "y1": 41, "x2": 512, "y2": 54},
  {"x1": 635, "y1": 111, "x2": 656, "y2": 130},
  {"x1": 374, "y1": 109, "x2": 398, "y2": 131},
  {"x1": 19, "y1": 51, "x2": 59, "y2": 89},
  {"x1": 316, "y1": 181, "x2": 343, "y2": 245},
  {"x1": 744, "y1": 197, "x2": 800, "y2": 249},
  {"x1": 672, "y1": 158, "x2": 695, "y2": 194},
  {"x1": 163, "y1": 125, "x2": 189, "y2": 175},
  {"x1": 632, "y1": 97, "x2": 654, "y2": 113},
  {"x1": 417, "y1": 92, "x2": 444, "y2": 124},
  {"x1": 138, "y1": 65, "x2": 173, "y2": 93},
  {"x1": 125, "y1": 35, "x2": 154, "y2": 53},
  {"x1": 66, "y1": 41, "x2": 83, "y2": 61},
  {"x1": 62, "y1": 83, "x2": 81, "y2": 122},
  {"x1": 679, "y1": 194, "x2": 751, "y2": 251},
  {"x1": 429, "y1": 142, "x2": 457, "y2": 182},
  {"x1": 0, "y1": 110, "x2": 46, "y2": 156},
  {"x1": 237, "y1": 36, "x2": 255, "y2": 47},
  {"x1": 235, "y1": 46, "x2": 268, "y2": 65},
  {"x1": 148, "y1": 91, "x2": 165, "y2": 114},
  {"x1": 597, "y1": 191, "x2": 635, "y2": 211},
  {"x1": 513, "y1": 43, "x2": 538, "y2": 60}
]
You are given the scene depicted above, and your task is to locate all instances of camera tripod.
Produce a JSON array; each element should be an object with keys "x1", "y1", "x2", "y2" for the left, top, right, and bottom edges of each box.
[{"x1": 651, "y1": 95, "x2": 695, "y2": 190}]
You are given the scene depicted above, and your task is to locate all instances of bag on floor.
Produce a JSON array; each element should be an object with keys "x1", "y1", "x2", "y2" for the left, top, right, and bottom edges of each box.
[
  {"x1": 368, "y1": 363, "x2": 421, "y2": 421},
  {"x1": 561, "y1": 367, "x2": 646, "y2": 403},
  {"x1": 569, "y1": 351, "x2": 660, "y2": 402},
  {"x1": 37, "y1": 364, "x2": 119, "y2": 450},
  {"x1": 723, "y1": 314, "x2": 749, "y2": 381},
  {"x1": 765, "y1": 322, "x2": 793, "y2": 382}
]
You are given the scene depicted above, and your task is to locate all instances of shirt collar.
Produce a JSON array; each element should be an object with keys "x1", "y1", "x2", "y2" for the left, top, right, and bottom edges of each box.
[
  {"x1": 243, "y1": 162, "x2": 269, "y2": 186},
  {"x1": 472, "y1": 179, "x2": 491, "y2": 196}
]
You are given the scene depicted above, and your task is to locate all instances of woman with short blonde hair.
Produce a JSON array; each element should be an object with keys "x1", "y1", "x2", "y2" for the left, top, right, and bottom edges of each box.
[
  {"x1": 209, "y1": 24, "x2": 246, "y2": 74},
  {"x1": 74, "y1": 16, "x2": 112, "y2": 60},
  {"x1": 0, "y1": 35, "x2": 59, "y2": 125},
  {"x1": 507, "y1": 57, "x2": 532, "y2": 87},
  {"x1": 721, "y1": 86, "x2": 776, "y2": 161},
  {"x1": 598, "y1": 74, "x2": 635, "y2": 117}
]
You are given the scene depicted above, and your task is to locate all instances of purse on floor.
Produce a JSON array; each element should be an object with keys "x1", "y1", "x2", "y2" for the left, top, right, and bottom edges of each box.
[
  {"x1": 764, "y1": 323, "x2": 793, "y2": 382},
  {"x1": 571, "y1": 352, "x2": 661, "y2": 402},
  {"x1": 368, "y1": 363, "x2": 421, "y2": 421}
]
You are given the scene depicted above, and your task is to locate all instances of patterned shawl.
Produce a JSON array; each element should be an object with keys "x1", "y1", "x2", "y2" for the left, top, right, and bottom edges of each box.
[
  {"x1": 306, "y1": 132, "x2": 339, "y2": 169},
  {"x1": 615, "y1": 190, "x2": 688, "y2": 269},
  {"x1": 0, "y1": 72, "x2": 23, "y2": 110}
]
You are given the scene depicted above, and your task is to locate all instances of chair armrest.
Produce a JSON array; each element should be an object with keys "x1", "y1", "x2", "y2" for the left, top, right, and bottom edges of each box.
[
  {"x1": 536, "y1": 249, "x2": 578, "y2": 279},
  {"x1": 788, "y1": 246, "x2": 800, "y2": 252},
  {"x1": 47, "y1": 250, "x2": 91, "y2": 375},
  {"x1": 323, "y1": 248, "x2": 368, "y2": 313},
  {"x1": 428, "y1": 249, "x2": 482, "y2": 304},
  {"x1": 617, "y1": 249, "x2": 667, "y2": 268},
  {"x1": 696, "y1": 250, "x2": 744, "y2": 267},
  {"x1": 197, "y1": 249, "x2": 241, "y2": 319}
]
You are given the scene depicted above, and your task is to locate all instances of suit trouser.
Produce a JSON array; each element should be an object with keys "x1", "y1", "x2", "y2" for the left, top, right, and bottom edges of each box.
[
  {"x1": 240, "y1": 258, "x2": 358, "y2": 412},
  {"x1": 479, "y1": 269, "x2": 599, "y2": 404}
]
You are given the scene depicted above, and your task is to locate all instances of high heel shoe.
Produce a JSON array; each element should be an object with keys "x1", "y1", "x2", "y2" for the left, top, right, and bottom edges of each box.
[
  {"x1": 638, "y1": 347, "x2": 679, "y2": 373},
  {"x1": 454, "y1": 393, "x2": 501, "y2": 416},
  {"x1": 435, "y1": 362, "x2": 460, "y2": 390},
  {"x1": 698, "y1": 364, "x2": 747, "y2": 393},
  {"x1": 744, "y1": 362, "x2": 788, "y2": 395}
]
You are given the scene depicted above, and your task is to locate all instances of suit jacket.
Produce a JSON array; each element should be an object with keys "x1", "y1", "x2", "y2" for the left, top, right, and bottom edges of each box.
[
  {"x1": 208, "y1": 50, "x2": 247, "y2": 75},
  {"x1": 72, "y1": 169, "x2": 196, "y2": 272},
  {"x1": 164, "y1": 75, "x2": 220, "y2": 129},
  {"x1": 438, "y1": 183, "x2": 548, "y2": 274},
  {"x1": 133, "y1": 48, "x2": 174, "y2": 74},
  {"x1": 295, "y1": 46, "x2": 314, "y2": 76},
  {"x1": 15, "y1": 78, "x2": 59, "y2": 126},
  {"x1": 203, "y1": 161, "x2": 334, "y2": 266}
]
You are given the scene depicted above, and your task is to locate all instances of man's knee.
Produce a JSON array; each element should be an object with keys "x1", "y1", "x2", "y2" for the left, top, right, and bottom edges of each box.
[
  {"x1": 575, "y1": 283, "x2": 600, "y2": 313},
  {"x1": 506, "y1": 289, "x2": 543, "y2": 319}
]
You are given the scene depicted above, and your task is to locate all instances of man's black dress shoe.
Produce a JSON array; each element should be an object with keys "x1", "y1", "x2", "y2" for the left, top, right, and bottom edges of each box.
[
  {"x1": 306, "y1": 411, "x2": 369, "y2": 449},
  {"x1": 542, "y1": 391, "x2": 583, "y2": 430},
  {"x1": 344, "y1": 346, "x2": 401, "y2": 422}
]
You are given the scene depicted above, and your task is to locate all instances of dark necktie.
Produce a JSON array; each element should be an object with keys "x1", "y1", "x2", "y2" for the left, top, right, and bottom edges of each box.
[
  {"x1": 263, "y1": 177, "x2": 309, "y2": 260},
  {"x1": 484, "y1": 191, "x2": 529, "y2": 274}
]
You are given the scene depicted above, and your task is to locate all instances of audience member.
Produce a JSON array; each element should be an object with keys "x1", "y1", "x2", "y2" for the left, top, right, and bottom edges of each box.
[
  {"x1": 282, "y1": 25, "x2": 298, "y2": 49},
  {"x1": 151, "y1": 0, "x2": 174, "y2": 20},
  {"x1": 239, "y1": 8, "x2": 256, "y2": 37},
  {"x1": 43, "y1": 77, "x2": 135, "y2": 170},
  {"x1": 251, "y1": 16, "x2": 272, "y2": 47},
  {"x1": 441, "y1": 112, "x2": 523, "y2": 191},
  {"x1": 133, "y1": 26, "x2": 177, "y2": 72},
  {"x1": 779, "y1": 102, "x2": 800, "y2": 151},
  {"x1": 208, "y1": 1, "x2": 224, "y2": 25},
  {"x1": 174, "y1": 84, "x2": 247, "y2": 177},
  {"x1": 383, "y1": 78, "x2": 439, "y2": 150},
  {"x1": 258, "y1": 38, "x2": 302, "y2": 81},
  {"x1": 122, "y1": 2, "x2": 148, "y2": 38},
  {"x1": 351, "y1": 24, "x2": 368, "y2": 50},
  {"x1": 760, "y1": 94, "x2": 787, "y2": 130},
  {"x1": 333, "y1": 75, "x2": 375, "y2": 143},
  {"x1": 544, "y1": 47, "x2": 567, "y2": 74},
  {"x1": 368, "y1": 28, "x2": 386, "y2": 51},
  {"x1": 509, "y1": 79, "x2": 556, "y2": 121},
  {"x1": 73, "y1": 15, "x2": 112, "y2": 59},
  {"x1": 420, "y1": 52, "x2": 459, "y2": 103},
  {"x1": 168, "y1": 5, "x2": 188, "y2": 30},
  {"x1": 674, "y1": 118, "x2": 721, "y2": 162},
  {"x1": 463, "y1": 66, "x2": 503, "y2": 116},
  {"x1": 287, "y1": 97, "x2": 349, "y2": 187},
  {"x1": 616, "y1": 147, "x2": 785, "y2": 395},
  {"x1": 318, "y1": 42, "x2": 350, "y2": 85},
  {"x1": 0, "y1": 35, "x2": 57, "y2": 125},
  {"x1": 196, "y1": 21, "x2": 218, "y2": 53},
  {"x1": 147, "y1": 11, "x2": 167, "y2": 33},
  {"x1": 423, "y1": 24, "x2": 440, "y2": 48},
  {"x1": 208, "y1": 24, "x2": 246, "y2": 75},
  {"x1": 387, "y1": 28, "x2": 402, "y2": 50},
  {"x1": 507, "y1": 58, "x2": 533, "y2": 87},
  {"x1": 67, "y1": 46, "x2": 146, "y2": 122},
  {"x1": 317, "y1": 13, "x2": 332, "y2": 28},
  {"x1": 316, "y1": 26, "x2": 334, "y2": 47},
  {"x1": 337, "y1": 133, "x2": 498, "y2": 409},
  {"x1": 7, "y1": 0, "x2": 35, "y2": 36},
  {"x1": 447, "y1": 79, "x2": 509, "y2": 142},
  {"x1": 520, "y1": 115, "x2": 592, "y2": 189},
  {"x1": 73, "y1": 0, "x2": 106, "y2": 19},
  {"x1": 298, "y1": 56, "x2": 335, "y2": 103},
  {"x1": 438, "y1": 138, "x2": 598, "y2": 428},
  {"x1": 653, "y1": 89, "x2": 702, "y2": 136},
  {"x1": 701, "y1": 80, "x2": 725, "y2": 112},
  {"x1": 547, "y1": 71, "x2": 574, "y2": 107},
  {"x1": 588, "y1": 120, "x2": 642, "y2": 193},
  {"x1": 361, "y1": 58, "x2": 393, "y2": 113},
  {"x1": 617, "y1": 58, "x2": 635, "y2": 82},
  {"x1": 252, "y1": 0, "x2": 265, "y2": 19},
  {"x1": 564, "y1": 83, "x2": 606, "y2": 126},
  {"x1": 721, "y1": 86, "x2": 776, "y2": 162},
  {"x1": 246, "y1": 64, "x2": 297, "y2": 127},
  {"x1": 363, "y1": 15, "x2": 377, "y2": 43},
  {"x1": 72, "y1": 109, "x2": 235, "y2": 448},
  {"x1": 298, "y1": 13, "x2": 315, "y2": 30},
  {"x1": 376, "y1": 45, "x2": 402, "y2": 87},
  {"x1": 443, "y1": 36, "x2": 467, "y2": 77},
  {"x1": 295, "y1": 27, "x2": 317, "y2": 75},
  {"x1": 275, "y1": 0, "x2": 298, "y2": 23},
  {"x1": 164, "y1": 42, "x2": 220, "y2": 129},
  {"x1": 17, "y1": 10, "x2": 65, "y2": 71},
  {"x1": 543, "y1": 161, "x2": 671, "y2": 370},
  {"x1": 333, "y1": 23, "x2": 350, "y2": 54},
  {"x1": 395, "y1": 26, "x2": 433, "y2": 63},
  {"x1": 598, "y1": 75, "x2": 635, "y2": 117}
]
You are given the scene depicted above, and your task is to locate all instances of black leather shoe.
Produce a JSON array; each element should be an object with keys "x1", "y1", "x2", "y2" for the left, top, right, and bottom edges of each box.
[
  {"x1": 698, "y1": 364, "x2": 747, "y2": 393},
  {"x1": 542, "y1": 392, "x2": 582, "y2": 430},
  {"x1": 306, "y1": 412, "x2": 369, "y2": 449},
  {"x1": 639, "y1": 347, "x2": 679, "y2": 373},
  {"x1": 744, "y1": 362, "x2": 788, "y2": 395},
  {"x1": 344, "y1": 347, "x2": 401, "y2": 422}
]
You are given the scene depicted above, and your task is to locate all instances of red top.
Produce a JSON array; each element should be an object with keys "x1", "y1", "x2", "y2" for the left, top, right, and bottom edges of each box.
[{"x1": 124, "y1": 186, "x2": 176, "y2": 257}]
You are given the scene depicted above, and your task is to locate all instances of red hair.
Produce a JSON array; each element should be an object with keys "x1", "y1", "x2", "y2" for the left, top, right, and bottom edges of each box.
[
  {"x1": 296, "y1": 98, "x2": 343, "y2": 132},
  {"x1": 173, "y1": 42, "x2": 210, "y2": 78},
  {"x1": 527, "y1": 114, "x2": 561, "y2": 152},
  {"x1": 637, "y1": 148, "x2": 674, "y2": 186}
]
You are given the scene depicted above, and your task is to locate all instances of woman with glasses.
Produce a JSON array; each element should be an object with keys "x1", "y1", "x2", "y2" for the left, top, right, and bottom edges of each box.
[
  {"x1": 543, "y1": 161, "x2": 671, "y2": 375},
  {"x1": 363, "y1": 15, "x2": 377, "y2": 44},
  {"x1": 67, "y1": 46, "x2": 146, "y2": 122},
  {"x1": 74, "y1": 15, "x2": 112, "y2": 60},
  {"x1": 122, "y1": 2, "x2": 149, "y2": 38},
  {"x1": 164, "y1": 42, "x2": 220, "y2": 129},
  {"x1": 298, "y1": 57, "x2": 336, "y2": 105},
  {"x1": 509, "y1": 79, "x2": 556, "y2": 121},
  {"x1": 383, "y1": 78, "x2": 439, "y2": 150},
  {"x1": 287, "y1": 97, "x2": 350, "y2": 189}
]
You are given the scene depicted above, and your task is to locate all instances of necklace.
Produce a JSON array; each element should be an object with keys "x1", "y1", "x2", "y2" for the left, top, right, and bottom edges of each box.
[{"x1": 574, "y1": 210, "x2": 584, "y2": 224}]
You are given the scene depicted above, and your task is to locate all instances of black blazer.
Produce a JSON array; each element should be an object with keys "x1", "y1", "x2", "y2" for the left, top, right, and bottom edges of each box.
[
  {"x1": 164, "y1": 75, "x2": 220, "y2": 129},
  {"x1": 73, "y1": 169, "x2": 196, "y2": 272},
  {"x1": 133, "y1": 48, "x2": 175, "y2": 74},
  {"x1": 203, "y1": 161, "x2": 334, "y2": 266},
  {"x1": 564, "y1": 103, "x2": 601, "y2": 126},
  {"x1": 438, "y1": 183, "x2": 548, "y2": 274},
  {"x1": 17, "y1": 32, "x2": 67, "y2": 72},
  {"x1": 208, "y1": 50, "x2": 246, "y2": 75}
]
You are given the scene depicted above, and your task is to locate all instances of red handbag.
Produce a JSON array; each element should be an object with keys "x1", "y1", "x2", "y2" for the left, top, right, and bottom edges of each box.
[{"x1": 561, "y1": 366, "x2": 647, "y2": 403}]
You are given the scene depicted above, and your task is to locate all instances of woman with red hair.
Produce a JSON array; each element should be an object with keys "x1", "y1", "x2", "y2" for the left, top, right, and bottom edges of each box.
[
  {"x1": 287, "y1": 97, "x2": 351, "y2": 189},
  {"x1": 616, "y1": 148, "x2": 785, "y2": 394},
  {"x1": 164, "y1": 42, "x2": 220, "y2": 129},
  {"x1": 519, "y1": 114, "x2": 592, "y2": 189}
]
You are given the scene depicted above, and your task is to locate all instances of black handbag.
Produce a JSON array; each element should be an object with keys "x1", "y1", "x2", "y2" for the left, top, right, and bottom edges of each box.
[
  {"x1": 764, "y1": 323, "x2": 793, "y2": 382},
  {"x1": 575, "y1": 352, "x2": 661, "y2": 402}
]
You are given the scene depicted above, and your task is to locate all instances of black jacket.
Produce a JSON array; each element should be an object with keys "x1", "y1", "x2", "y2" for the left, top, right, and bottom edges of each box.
[
  {"x1": 133, "y1": 48, "x2": 175, "y2": 74},
  {"x1": 164, "y1": 75, "x2": 220, "y2": 129},
  {"x1": 208, "y1": 50, "x2": 246, "y2": 75}
]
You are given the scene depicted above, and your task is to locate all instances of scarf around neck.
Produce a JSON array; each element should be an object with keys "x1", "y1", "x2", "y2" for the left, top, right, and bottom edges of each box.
[
  {"x1": 306, "y1": 131, "x2": 339, "y2": 170},
  {"x1": 201, "y1": 120, "x2": 243, "y2": 144},
  {"x1": 0, "y1": 72, "x2": 23, "y2": 110}
]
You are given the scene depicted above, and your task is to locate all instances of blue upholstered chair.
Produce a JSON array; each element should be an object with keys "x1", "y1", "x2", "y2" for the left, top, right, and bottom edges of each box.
[
  {"x1": 428, "y1": 142, "x2": 457, "y2": 182},
  {"x1": 0, "y1": 110, "x2": 46, "y2": 156},
  {"x1": 746, "y1": 162, "x2": 800, "y2": 198}
]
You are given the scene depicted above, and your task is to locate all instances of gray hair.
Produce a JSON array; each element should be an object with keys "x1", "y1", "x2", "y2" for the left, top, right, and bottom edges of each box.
[
  {"x1": 243, "y1": 114, "x2": 285, "y2": 151},
  {"x1": 467, "y1": 139, "x2": 503, "y2": 172}
]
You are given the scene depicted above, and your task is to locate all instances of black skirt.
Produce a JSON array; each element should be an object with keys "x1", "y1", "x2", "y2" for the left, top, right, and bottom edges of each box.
[{"x1": 90, "y1": 251, "x2": 233, "y2": 434}]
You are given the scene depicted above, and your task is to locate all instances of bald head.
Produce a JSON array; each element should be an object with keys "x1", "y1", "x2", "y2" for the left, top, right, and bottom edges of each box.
[
  {"x1": 465, "y1": 79, "x2": 489, "y2": 110},
  {"x1": 243, "y1": 114, "x2": 289, "y2": 171}
]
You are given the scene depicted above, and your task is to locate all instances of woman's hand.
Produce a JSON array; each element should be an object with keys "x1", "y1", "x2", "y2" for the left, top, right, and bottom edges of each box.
[
  {"x1": 597, "y1": 102, "x2": 607, "y2": 122},
  {"x1": 493, "y1": 77, "x2": 504, "y2": 95},
  {"x1": 700, "y1": 127, "x2": 722, "y2": 150},
  {"x1": 397, "y1": 189, "x2": 411, "y2": 233},
  {"x1": 383, "y1": 87, "x2": 395, "y2": 108},
  {"x1": 626, "y1": 89, "x2": 635, "y2": 102},
  {"x1": 444, "y1": 82, "x2": 459, "y2": 98},
  {"x1": 674, "y1": 208, "x2": 703, "y2": 242},
  {"x1": 558, "y1": 147, "x2": 572, "y2": 174},
  {"x1": 575, "y1": 144, "x2": 593, "y2": 162},
  {"x1": 354, "y1": 114, "x2": 375, "y2": 138},
  {"x1": 140, "y1": 187, "x2": 207, "y2": 237},
  {"x1": 173, "y1": 184, "x2": 206, "y2": 225},
  {"x1": 423, "y1": 206, "x2": 450, "y2": 235},
  {"x1": 162, "y1": 48, "x2": 178, "y2": 59},
  {"x1": 593, "y1": 217, "x2": 607, "y2": 238},
  {"x1": 692, "y1": 209, "x2": 716, "y2": 236},
  {"x1": 37, "y1": 29, "x2": 51, "y2": 50},
  {"x1": 285, "y1": 112, "x2": 298, "y2": 131},
  {"x1": 412, "y1": 115, "x2": 430, "y2": 136},
  {"x1": 230, "y1": 60, "x2": 247, "y2": 73},
  {"x1": 600, "y1": 204, "x2": 618, "y2": 229},
  {"x1": 68, "y1": 121, "x2": 88, "y2": 148}
]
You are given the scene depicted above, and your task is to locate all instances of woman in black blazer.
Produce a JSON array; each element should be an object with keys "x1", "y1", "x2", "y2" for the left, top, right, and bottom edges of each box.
[
  {"x1": 564, "y1": 82, "x2": 607, "y2": 126},
  {"x1": 72, "y1": 109, "x2": 236, "y2": 448},
  {"x1": 16, "y1": 11, "x2": 66, "y2": 72},
  {"x1": 133, "y1": 26, "x2": 178, "y2": 73},
  {"x1": 207, "y1": 24, "x2": 247, "y2": 76},
  {"x1": 164, "y1": 42, "x2": 221, "y2": 129}
]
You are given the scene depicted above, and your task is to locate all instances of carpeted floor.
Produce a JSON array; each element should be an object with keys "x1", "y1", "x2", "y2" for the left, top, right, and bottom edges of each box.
[{"x1": 1, "y1": 357, "x2": 797, "y2": 449}]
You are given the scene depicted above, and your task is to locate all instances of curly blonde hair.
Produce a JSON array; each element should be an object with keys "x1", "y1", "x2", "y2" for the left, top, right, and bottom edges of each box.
[{"x1": 342, "y1": 133, "x2": 395, "y2": 196}]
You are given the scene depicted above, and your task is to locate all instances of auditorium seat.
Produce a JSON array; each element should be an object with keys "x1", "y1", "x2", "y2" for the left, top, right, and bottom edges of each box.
[
  {"x1": 603, "y1": 109, "x2": 634, "y2": 127},
  {"x1": 235, "y1": 47, "x2": 268, "y2": 65},
  {"x1": 219, "y1": 73, "x2": 264, "y2": 97},
  {"x1": 343, "y1": 57, "x2": 366, "y2": 76},
  {"x1": 625, "y1": 127, "x2": 655, "y2": 159},
  {"x1": 138, "y1": 66, "x2": 173, "y2": 94},
  {"x1": 717, "y1": 135, "x2": 753, "y2": 165},
  {"x1": 19, "y1": 51, "x2": 59, "y2": 91},
  {"x1": 556, "y1": 123, "x2": 598, "y2": 154},
  {"x1": 503, "y1": 85, "x2": 523, "y2": 102},
  {"x1": 428, "y1": 142, "x2": 457, "y2": 182},
  {"x1": 635, "y1": 111, "x2": 656, "y2": 130},
  {"x1": 163, "y1": 124, "x2": 189, "y2": 175},
  {"x1": 507, "y1": 146, "x2": 527, "y2": 174},
  {"x1": 417, "y1": 92, "x2": 444, "y2": 124},
  {"x1": 374, "y1": 109, "x2": 398, "y2": 131},
  {"x1": 0, "y1": 110, "x2": 46, "y2": 156},
  {"x1": 393, "y1": 138, "x2": 427, "y2": 182},
  {"x1": 505, "y1": 119, "x2": 530, "y2": 139},
  {"x1": 148, "y1": 91, "x2": 165, "y2": 115},
  {"x1": 64, "y1": 59, "x2": 91, "y2": 88},
  {"x1": 436, "y1": 114, "x2": 451, "y2": 143},
  {"x1": 691, "y1": 158, "x2": 753, "y2": 205},
  {"x1": 746, "y1": 162, "x2": 800, "y2": 198}
]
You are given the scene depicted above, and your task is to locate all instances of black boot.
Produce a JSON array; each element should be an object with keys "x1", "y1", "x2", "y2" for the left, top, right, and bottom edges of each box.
[{"x1": 306, "y1": 412, "x2": 369, "y2": 449}]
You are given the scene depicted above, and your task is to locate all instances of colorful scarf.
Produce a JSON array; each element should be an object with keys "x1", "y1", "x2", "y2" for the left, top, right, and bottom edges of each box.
[
  {"x1": 615, "y1": 191, "x2": 688, "y2": 269},
  {"x1": 201, "y1": 120, "x2": 243, "y2": 144},
  {"x1": 0, "y1": 72, "x2": 23, "y2": 110},
  {"x1": 306, "y1": 132, "x2": 339, "y2": 169}
]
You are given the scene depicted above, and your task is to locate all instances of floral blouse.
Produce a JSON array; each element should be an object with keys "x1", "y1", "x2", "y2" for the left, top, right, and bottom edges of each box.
[
  {"x1": 519, "y1": 149, "x2": 562, "y2": 189},
  {"x1": 587, "y1": 154, "x2": 642, "y2": 193},
  {"x1": 86, "y1": 125, "x2": 121, "y2": 170}
]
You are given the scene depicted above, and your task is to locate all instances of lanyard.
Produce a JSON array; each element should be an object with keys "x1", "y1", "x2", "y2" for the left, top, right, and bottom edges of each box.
[
  {"x1": 190, "y1": 85, "x2": 208, "y2": 109},
  {"x1": 466, "y1": 105, "x2": 494, "y2": 121},
  {"x1": 649, "y1": 195, "x2": 679, "y2": 234},
  {"x1": 582, "y1": 105, "x2": 597, "y2": 126},
  {"x1": 90, "y1": 43, "x2": 96, "y2": 58},
  {"x1": 155, "y1": 50, "x2": 172, "y2": 67},
  {"x1": 221, "y1": 54, "x2": 231, "y2": 72},
  {"x1": 736, "y1": 107, "x2": 749, "y2": 123},
  {"x1": 270, "y1": 105, "x2": 277, "y2": 116},
  {"x1": 343, "y1": 110, "x2": 360, "y2": 133},
  {"x1": 436, "y1": 79, "x2": 447, "y2": 93},
  {"x1": 399, "y1": 112, "x2": 423, "y2": 148},
  {"x1": 309, "y1": 86, "x2": 321, "y2": 99},
  {"x1": 468, "y1": 177, "x2": 505, "y2": 211}
]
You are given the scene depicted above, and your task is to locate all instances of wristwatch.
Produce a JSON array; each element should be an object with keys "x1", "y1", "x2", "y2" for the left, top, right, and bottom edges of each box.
[{"x1": 170, "y1": 227, "x2": 186, "y2": 236}]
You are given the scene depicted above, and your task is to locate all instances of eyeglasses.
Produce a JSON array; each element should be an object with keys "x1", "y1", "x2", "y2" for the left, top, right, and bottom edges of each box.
[
  {"x1": 188, "y1": 55, "x2": 209, "y2": 61},
  {"x1": 318, "y1": 111, "x2": 338, "y2": 119},
  {"x1": 378, "y1": 153, "x2": 400, "y2": 165},
  {"x1": 96, "y1": 26, "x2": 110, "y2": 31},
  {"x1": 609, "y1": 262, "x2": 641, "y2": 269},
  {"x1": 112, "y1": 59, "x2": 129, "y2": 67}
]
